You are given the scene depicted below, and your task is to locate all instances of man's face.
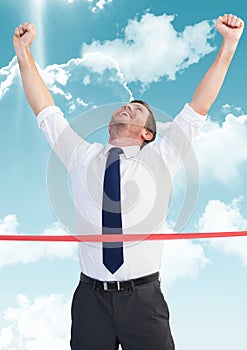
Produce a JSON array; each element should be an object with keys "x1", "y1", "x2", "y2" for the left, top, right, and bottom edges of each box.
[{"x1": 110, "y1": 102, "x2": 150, "y2": 129}]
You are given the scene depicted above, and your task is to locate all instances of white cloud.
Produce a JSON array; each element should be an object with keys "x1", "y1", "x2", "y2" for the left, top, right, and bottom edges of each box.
[
  {"x1": 198, "y1": 197, "x2": 247, "y2": 266},
  {"x1": 0, "y1": 215, "x2": 77, "y2": 269},
  {"x1": 61, "y1": 0, "x2": 113, "y2": 12},
  {"x1": 68, "y1": 97, "x2": 88, "y2": 112},
  {"x1": 81, "y1": 52, "x2": 133, "y2": 99},
  {"x1": 0, "y1": 294, "x2": 70, "y2": 350},
  {"x1": 0, "y1": 55, "x2": 133, "y2": 112},
  {"x1": 41, "y1": 63, "x2": 72, "y2": 99},
  {"x1": 82, "y1": 13, "x2": 216, "y2": 86},
  {"x1": 39, "y1": 57, "x2": 133, "y2": 106},
  {"x1": 43, "y1": 64, "x2": 71, "y2": 86},
  {"x1": 0, "y1": 58, "x2": 74, "y2": 103},
  {"x1": 82, "y1": 75, "x2": 90, "y2": 85},
  {"x1": 0, "y1": 327, "x2": 13, "y2": 349},
  {"x1": 92, "y1": 0, "x2": 113, "y2": 13},
  {"x1": 221, "y1": 103, "x2": 242, "y2": 114},
  {"x1": 162, "y1": 240, "x2": 209, "y2": 284},
  {"x1": 0, "y1": 57, "x2": 18, "y2": 99},
  {"x1": 160, "y1": 225, "x2": 209, "y2": 285},
  {"x1": 195, "y1": 113, "x2": 247, "y2": 184}
]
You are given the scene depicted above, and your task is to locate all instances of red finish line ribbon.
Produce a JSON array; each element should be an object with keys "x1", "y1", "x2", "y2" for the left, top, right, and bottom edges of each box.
[{"x1": 0, "y1": 231, "x2": 247, "y2": 242}]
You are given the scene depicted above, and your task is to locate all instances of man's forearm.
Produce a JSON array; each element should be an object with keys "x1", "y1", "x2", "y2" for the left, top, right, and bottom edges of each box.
[
  {"x1": 189, "y1": 14, "x2": 244, "y2": 115},
  {"x1": 189, "y1": 39, "x2": 239, "y2": 115},
  {"x1": 16, "y1": 47, "x2": 54, "y2": 116}
]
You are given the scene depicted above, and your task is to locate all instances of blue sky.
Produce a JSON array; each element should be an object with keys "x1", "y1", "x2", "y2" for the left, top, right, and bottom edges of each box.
[{"x1": 0, "y1": 0, "x2": 247, "y2": 349}]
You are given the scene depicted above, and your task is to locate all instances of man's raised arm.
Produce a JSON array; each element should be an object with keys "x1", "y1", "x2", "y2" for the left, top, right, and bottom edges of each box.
[
  {"x1": 189, "y1": 14, "x2": 244, "y2": 115},
  {"x1": 13, "y1": 22, "x2": 88, "y2": 171},
  {"x1": 13, "y1": 22, "x2": 54, "y2": 116}
]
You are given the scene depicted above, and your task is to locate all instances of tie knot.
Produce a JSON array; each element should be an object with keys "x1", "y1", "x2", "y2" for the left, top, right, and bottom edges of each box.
[
  {"x1": 109, "y1": 147, "x2": 123, "y2": 156},
  {"x1": 105, "y1": 147, "x2": 123, "y2": 171}
]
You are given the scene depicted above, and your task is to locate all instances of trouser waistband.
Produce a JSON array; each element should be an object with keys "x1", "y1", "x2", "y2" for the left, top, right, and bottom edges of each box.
[{"x1": 80, "y1": 272, "x2": 159, "y2": 291}]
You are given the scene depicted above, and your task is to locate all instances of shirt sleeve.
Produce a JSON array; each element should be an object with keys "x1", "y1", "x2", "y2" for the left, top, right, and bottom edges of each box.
[
  {"x1": 37, "y1": 105, "x2": 91, "y2": 171},
  {"x1": 153, "y1": 103, "x2": 206, "y2": 178}
]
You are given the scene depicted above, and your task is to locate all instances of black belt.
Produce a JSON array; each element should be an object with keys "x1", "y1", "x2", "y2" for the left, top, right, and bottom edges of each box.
[{"x1": 80, "y1": 272, "x2": 159, "y2": 291}]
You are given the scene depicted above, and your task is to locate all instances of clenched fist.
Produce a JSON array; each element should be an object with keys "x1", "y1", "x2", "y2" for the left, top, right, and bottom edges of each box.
[
  {"x1": 216, "y1": 14, "x2": 244, "y2": 42},
  {"x1": 13, "y1": 22, "x2": 36, "y2": 53}
]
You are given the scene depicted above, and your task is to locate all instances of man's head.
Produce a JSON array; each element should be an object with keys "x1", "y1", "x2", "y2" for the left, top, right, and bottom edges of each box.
[{"x1": 109, "y1": 100, "x2": 156, "y2": 147}]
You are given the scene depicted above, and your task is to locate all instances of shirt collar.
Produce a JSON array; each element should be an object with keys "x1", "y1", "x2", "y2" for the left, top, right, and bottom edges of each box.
[{"x1": 104, "y1": 144, "x2": 140, "y2": 159}]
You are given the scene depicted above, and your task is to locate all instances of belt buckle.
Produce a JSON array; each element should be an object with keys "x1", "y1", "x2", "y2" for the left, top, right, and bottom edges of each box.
[
  {"x1": 103, "y1": 281, "x2": 121, "y2": 291},
  {"x1": 103, "y1": 282, "x2": 108, "y2": 291}
]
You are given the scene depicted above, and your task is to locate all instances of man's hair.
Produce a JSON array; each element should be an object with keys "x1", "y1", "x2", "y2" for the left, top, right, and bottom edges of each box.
[{"x1": 130, "y1": 100, "x2": 156, "y2": 147}]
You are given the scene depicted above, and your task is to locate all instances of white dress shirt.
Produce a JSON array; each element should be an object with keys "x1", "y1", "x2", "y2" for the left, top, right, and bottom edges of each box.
[{"x1": 37, "y1": 103, "x2": 206, "y2": 281}]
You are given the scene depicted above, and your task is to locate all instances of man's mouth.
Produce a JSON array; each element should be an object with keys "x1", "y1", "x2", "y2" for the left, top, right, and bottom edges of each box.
[{"x1": 120, "y1": 111, "x2": 132, "y2": 118}]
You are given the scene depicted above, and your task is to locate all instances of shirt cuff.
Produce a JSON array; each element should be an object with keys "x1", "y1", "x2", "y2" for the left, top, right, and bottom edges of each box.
[
  {"x1": 36, "y1": 105, "x2": 63, "y2": 128},
  {"x1": 178, "y1": 103, "x2": 207, "y2": 128}
]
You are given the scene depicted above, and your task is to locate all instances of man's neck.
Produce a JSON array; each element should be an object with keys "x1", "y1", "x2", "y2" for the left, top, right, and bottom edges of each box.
[
  {"x1": 108, "y1": 123, "x2": 143, "y2": 148},
  {"x1": 108, "y1": 137, "x2": 141, "y2": 148}
]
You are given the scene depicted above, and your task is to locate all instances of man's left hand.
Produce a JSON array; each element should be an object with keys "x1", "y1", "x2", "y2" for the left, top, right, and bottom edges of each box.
[{"x1": 216, "y1": 14, "x2": 244, "y2": 43}]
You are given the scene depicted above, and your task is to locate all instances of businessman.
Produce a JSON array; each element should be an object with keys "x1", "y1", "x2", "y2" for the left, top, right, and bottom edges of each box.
[{"x1": 13, "y1": 14, "x2": 244, "y2": 350}]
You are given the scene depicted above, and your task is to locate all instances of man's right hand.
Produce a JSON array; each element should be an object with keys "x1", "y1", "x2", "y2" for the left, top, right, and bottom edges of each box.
[
  {"x1": 13, "y1": 21, "x2": 54, "y2": 116},
  {"x1": 13, "y1": 22, "x2": 36, "y2": 53}
]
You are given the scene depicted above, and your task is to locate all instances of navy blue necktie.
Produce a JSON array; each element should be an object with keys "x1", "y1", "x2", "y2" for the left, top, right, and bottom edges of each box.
[{"x1": 102, "y1": 147, "x2": 124, "y2": 274}]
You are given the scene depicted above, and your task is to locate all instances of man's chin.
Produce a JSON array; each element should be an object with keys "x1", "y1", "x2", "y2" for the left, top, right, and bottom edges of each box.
[{"x1": 110, "y1": 120, "x2": 129, "y2": 127}]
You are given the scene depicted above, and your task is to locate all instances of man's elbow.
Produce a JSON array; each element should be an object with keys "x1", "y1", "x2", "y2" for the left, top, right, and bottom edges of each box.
[{"x1": 189, "y1": 101, "x2": 209, "y2": 116}]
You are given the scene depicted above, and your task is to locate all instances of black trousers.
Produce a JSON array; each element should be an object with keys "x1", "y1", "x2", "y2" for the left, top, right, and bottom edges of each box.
[{"x1": 70, "y1": 275, "x2": 175, "y2": 350}]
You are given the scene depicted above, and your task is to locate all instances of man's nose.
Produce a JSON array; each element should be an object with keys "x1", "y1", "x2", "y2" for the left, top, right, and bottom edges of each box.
[{"x1": 123, "y1": 104, "x2": 132, "y2": 111}]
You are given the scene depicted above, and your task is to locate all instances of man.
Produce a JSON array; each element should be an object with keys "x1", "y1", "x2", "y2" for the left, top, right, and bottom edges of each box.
[{"x1": 13, "y1": 14, "x2": 244, "y2": 350}]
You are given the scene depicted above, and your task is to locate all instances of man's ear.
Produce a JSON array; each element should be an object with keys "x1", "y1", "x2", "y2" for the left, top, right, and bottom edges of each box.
[{"x1": 142, "y1": 128, "x2": 153, "y2": 141}]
